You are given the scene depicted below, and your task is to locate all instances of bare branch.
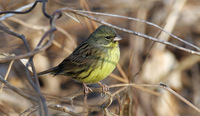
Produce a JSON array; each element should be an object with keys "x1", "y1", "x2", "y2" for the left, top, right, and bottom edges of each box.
[
  {"x1": 0, "y1": 60, "x2": 14, "y2": 92},
  {"x1": 0, "y1": 75, "x2": 38, "y2": 102},
  {"x1": 0, "y1": 1, "x2": 41, "y2": 20},
  {"x1": 70, "y1": 10, "x2": 200, "y2": 51},
  {"x1": 61, "y1": 8, "x2": 200, "y2": 56},
  {"x1": 48, "y1": 104, "x2": 79, "y2": 116}
]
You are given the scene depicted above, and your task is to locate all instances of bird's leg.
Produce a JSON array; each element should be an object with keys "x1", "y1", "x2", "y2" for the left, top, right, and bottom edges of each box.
[
  {"x1": 98, "y1": 82, "x2": 109, "y2": 93},
  {"x1": 83, "y1": 83, "x2": 93, "y2": 97},
  {"x1": 98, "y1": 82, "x2": 109, "y2": 98}
]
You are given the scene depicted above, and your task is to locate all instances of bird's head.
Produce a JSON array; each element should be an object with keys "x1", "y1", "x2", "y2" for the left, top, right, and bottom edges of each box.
[{"x1": 88, "y1": 25, "x2": 122, "y2": 47}]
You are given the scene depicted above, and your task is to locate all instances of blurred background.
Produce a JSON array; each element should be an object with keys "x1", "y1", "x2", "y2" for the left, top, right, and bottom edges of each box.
[{"x1": 0, "y1": 0, "x2": 200, "y2": 115}]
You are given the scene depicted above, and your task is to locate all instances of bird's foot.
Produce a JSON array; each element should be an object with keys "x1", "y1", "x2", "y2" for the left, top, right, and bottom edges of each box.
[
  {"x1": 98, "y1": 82, "x2": 109, "y2": 97},
  {"x1": 83, "y1": 83, "x2": 93, "y2": 97}
]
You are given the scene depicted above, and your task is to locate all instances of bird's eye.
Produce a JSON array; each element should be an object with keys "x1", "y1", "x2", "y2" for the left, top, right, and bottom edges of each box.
[{"x1": 105, "y1": 36, "x2": 111, "y2": 39}]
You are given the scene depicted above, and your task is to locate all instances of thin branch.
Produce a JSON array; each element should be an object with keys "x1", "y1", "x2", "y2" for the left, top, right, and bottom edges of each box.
[
  {"x1": 61, "y1": 8, "x2": 200, "y2": 56},
  {"x1": 0, "y1": 75, "x2": 38, "y2": 102},
  {"x1": 6, "y1": 17, "x2": 48, "y2": 31},
  {"x1": 63, "y1": 12, "x2": 80, "y2": 23},
  {"x1": 99, "y1": 87, "x2": 127, "y2": 108},
  {"x1": 7, "y1": 17, "x2": 77, "y2": 48},
  {"x1": 0, "y1": 28, "x2": 56, "y2": 62},
  {"x1": 48, "y1": 104, "x2": 79, "y2": 116},
  {"x1": 159, "y1": 83, "x2": 200, "y2": 113},
  {"x1": 27, "y1": 10, "x2": 62, "y2": 116},
  {"x1": 109, "y1": 73, "x2": 129, "y2": 83},
  {"x1": 0, "y1": 22, "x2": 47, "y2": 114},
  {"x1": 42, "y1": 0, "x2": 51, "y2": 18},
  {"x1": 0, "y1": 0, "x2": 42, "y2": 20},
  {"x1": 108, "y1": 83, "x2": 200, "y2": 114},
  {"x1": 0, "y1": 22, "x2": 31, "y2": 52},
  {"x1": 71, "y1": 10, "x2": 200, "y2": 51},
  {"x1": 0, "y1": 60, "x2": 14, "y2": 92},
  {"x1": 117, "y1": 64, "x2": 129, "y2": 83},
  {"x1": 20, "y1": 105, "x2": 39, "y2": 116},
  {"x1": 131, "y1": 23, "x2": 166, "y2": 82}
]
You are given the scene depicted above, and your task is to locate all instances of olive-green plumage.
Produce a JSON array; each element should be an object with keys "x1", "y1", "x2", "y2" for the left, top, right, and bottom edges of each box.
[{"x1": 38, "y1": 25, "x2": 121, "y2": 84}]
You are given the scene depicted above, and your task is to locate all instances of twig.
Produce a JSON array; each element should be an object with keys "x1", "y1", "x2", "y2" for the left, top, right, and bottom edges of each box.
[
  {"x1": 131, "y1": 23, "x2": 166, "y2": 81},
  {"x1": 63, "y1": 12, "x2": 80, "y2": 23},
  {"x1": 0, "y1": 22, "x2": 31, "y2": 52},
  {"x1": 48, "y1": 104, "x2": 79, "y2": 116},
  {"x1": 6, "y1": 17, "x2": 77, "y2": 48},
  {"x1": 98, "y1": 87, "x2": 127, "y2": 108},
  {"x1": 42, "y1": 0, "x2": 51, "y2": 18},
  {"x1": 117, "y1": 64, "x2": 129, "y2": 83},
  {"x1": 127, "y1": 49, "x2": 134, "y2": 80},
  {"x1": 0, "y1": 60, "x2": 14, "y2": 92},
  {"x1": 6, "y1": 17, "x2": 48, "y2": 31},
  {"x1": 109, "y1": 73, "x2": 129, "y2": 83},
  {"x1": 107, "y1": 83, "x2": 200, "y2": 114},
  {"x1": 0, "y1": 21, "x2": 48, "y2": 113},
  {"x1": 20, "y1": 105, "x2": 39, "y2": 116},
  {"x1": 27, "y1": 10, "x2": 62, "y2": 116},
  {"x1": 155, "y1": 0, "x2": 187, "y2": 50},
  {"x1": 115, "y1": 94, "x2": 122, "y2": 115},
  {"x1": 83, "y1": 94, "x2": 89, "y2": 115},
  {"x1": 70, "y1": 10, "x2": 200, "y2": 51},
  {"x1": 79, "y1": 0, "x2": 97, "y2": 32},
  {"x1": 159, "y1": 83, "x2": 200, "y2": 113},
  {"x1": 0, "y1": 0, "x2": 41, "y2": 20},
  {"x1": 0, "y1": 75, "x2": 38, "y2": 102},
  {"x1": 101, "y1": 91, "x2": 113, "y2": 109},
  {"x1": 0, "y1": 28, "x2": 56, "y2": 62},
  {"x1": 61, "y1": 8, "x2": 200, "y2": 56}
]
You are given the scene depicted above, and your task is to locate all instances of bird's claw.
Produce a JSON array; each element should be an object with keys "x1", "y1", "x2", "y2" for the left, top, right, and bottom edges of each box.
[
  {"x1": 83, "y1": 83, "x2": 93, "y2": 97},
  {"x1": 98, "y1": 82, "x2": 109, "y2": 97}
]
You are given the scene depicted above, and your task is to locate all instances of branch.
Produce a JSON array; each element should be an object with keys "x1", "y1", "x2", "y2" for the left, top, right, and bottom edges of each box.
[
  {"x1": 61, "y1": 8, "x2": 200, "y2": 56},
  {"x1": 0, "y1": 75, "x2": 38, "y2": 102},
  {"x1": 0, "y1": 0, "x2": 41, "y2": 20}
]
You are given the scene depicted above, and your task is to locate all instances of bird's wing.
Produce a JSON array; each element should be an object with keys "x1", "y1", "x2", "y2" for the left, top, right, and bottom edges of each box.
[{"x1": 53, "y1": 42, "x2": 102, "y2": 76}]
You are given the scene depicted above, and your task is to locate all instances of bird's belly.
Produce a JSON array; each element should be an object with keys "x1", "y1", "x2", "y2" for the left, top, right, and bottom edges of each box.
[{"x1": 75, "y1": 47, "x2": 120, "y2": 84}]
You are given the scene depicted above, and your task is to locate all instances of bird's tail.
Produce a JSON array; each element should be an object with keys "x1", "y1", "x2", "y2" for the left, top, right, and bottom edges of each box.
[{"x1": 37, "y1": 67, "x2": 57, "y2": 76}]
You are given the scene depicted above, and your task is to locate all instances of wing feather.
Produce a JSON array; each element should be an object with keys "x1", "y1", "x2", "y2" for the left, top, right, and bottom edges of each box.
[{"x1": 53, "y1": 42, "x2": 102, "y2": 76}]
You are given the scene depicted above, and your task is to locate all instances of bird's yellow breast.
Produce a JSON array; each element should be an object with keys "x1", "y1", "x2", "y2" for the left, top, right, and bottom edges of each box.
[{"x1": 75, "y1": 42, "x2": 120, "y2": 84}]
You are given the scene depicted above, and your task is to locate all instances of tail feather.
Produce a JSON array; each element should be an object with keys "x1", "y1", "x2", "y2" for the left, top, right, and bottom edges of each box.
[{"x1": 37, "y1": 67, "x2": 57, "y2": 76}]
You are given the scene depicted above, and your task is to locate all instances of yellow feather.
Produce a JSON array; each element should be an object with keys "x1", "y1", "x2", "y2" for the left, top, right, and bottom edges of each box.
[{"x1": 76, "y1": 42, "x2": 120, "y2": 83}]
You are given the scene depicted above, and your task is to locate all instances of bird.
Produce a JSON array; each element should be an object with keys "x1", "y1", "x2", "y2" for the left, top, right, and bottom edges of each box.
[{"x1": 37, "y1": 25, "x2": 121, "y2": 94}]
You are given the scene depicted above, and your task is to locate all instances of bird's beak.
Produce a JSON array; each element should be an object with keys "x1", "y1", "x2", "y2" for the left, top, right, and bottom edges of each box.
[{"x1": 113, "y1": 35, "x2": 122, "y2": 41}]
